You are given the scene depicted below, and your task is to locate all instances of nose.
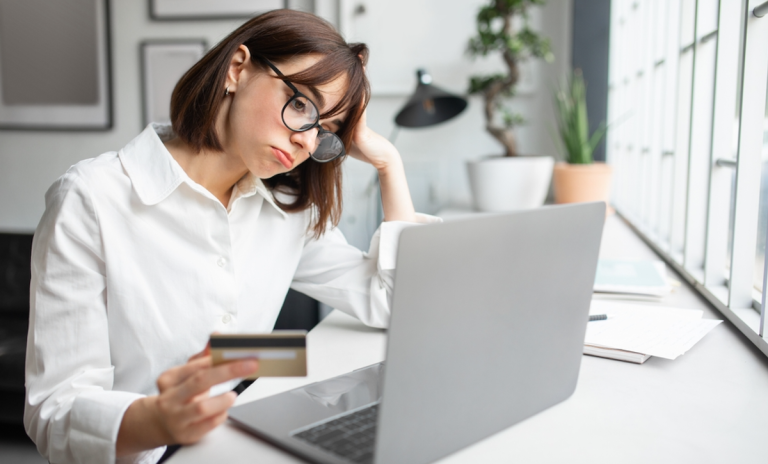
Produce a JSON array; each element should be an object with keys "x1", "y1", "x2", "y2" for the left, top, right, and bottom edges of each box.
[{"x1": 289, "y1": 127, "x2": 319, "y2": 155}]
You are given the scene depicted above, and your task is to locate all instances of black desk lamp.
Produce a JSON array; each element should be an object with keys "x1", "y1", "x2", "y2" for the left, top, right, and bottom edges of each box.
[
  {"x1": 371, "y1": 70, "x2": 468, "y2": 225},
  {"x1": 390, "y1": 69, "x2": 468, "y2": 141}
]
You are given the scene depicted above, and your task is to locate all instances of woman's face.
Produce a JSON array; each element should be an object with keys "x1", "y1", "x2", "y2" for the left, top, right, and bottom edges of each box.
[{"x1": 222, "y1": 51, "x2": 349, "y2": 179}]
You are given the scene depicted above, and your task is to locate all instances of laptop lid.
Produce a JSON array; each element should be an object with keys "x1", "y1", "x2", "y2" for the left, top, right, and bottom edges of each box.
[{"x1": 374, "y1": 202, "x2": 605, "y2": 463}]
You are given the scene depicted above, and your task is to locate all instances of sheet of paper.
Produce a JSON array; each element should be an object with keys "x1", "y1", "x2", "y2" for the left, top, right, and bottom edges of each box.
[
  {"x1": 586, "y1": 301, "x2": 722, "y2": 360},
  {"x1": 590, "y1": 300, "x2": 703, "y2": 320}
]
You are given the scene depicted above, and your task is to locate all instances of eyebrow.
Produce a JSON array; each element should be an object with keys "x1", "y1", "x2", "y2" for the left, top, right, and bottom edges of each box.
[
  {"x1": 261, "y1": 57, "x2": 327, "y2": 111},
  {"x1": 304, "y1": 85, "x2": 326, "y2": 112}
]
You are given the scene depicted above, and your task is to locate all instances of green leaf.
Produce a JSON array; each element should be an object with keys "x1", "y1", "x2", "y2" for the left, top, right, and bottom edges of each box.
[
  {"x1": 468, "y1": 74, "x2": 506, "y2": 94},
  {"x1": 552, "y1": 69, "x2": 606, "y2": 164},
  {"x1": 587, "y1": 122, "x2": 608, "y2": 154},
  {"x1": 501, "y1": 108, "x2": 525, "y2": 128}
]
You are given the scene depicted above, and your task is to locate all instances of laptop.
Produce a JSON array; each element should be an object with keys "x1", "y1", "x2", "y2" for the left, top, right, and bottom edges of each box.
[{"x1": 229, "y1": 202, "x2": 606, "y2": 464}]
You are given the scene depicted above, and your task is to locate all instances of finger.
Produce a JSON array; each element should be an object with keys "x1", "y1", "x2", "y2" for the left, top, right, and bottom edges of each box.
[
  {"x1": 356, "y1": 103, "x2": 368, "y2": 130},
  {"x1": 348, "y1": 112, "x2": 368, "y2": 159},
  {"x1": 178, "y1": 410, "x2": 231, "y2": 445},
  {"x1": 189, "y1": 390, "x2": 210, "y2": 404},
  {"x1": 177, "y1": 391, "x2": 237, "y2": 427},
  {"x1": 188, "y1": 342, "x2": 212, "y2": 362},
  {"x1": 189, "y1": 332, "x2": 220, "y2": 362},
  {"x1": 156, "y1": 356, "x2": 211, "y2": 392},
  {"x1": 171, "y1": 359, "x2": 258, "y2": 402}
]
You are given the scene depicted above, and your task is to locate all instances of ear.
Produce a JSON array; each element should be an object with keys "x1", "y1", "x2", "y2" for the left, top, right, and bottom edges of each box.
[{"x1": 225, "y1": 44, "x2": 253, "y2": 92}]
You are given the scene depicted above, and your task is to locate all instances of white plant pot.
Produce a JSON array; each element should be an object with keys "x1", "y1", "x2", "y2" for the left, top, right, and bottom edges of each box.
[{"x1": 466, "y1": 156, "x2": 555, "y2": 211}]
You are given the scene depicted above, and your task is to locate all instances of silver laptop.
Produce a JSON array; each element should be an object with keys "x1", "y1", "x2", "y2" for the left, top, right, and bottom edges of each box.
[{"x1": 229, "y1": 202, "x2": 606, "y2": 464}]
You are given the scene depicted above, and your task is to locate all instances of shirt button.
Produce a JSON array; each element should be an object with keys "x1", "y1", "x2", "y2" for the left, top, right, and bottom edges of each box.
[
  {"x1": 217, "y1": 257, "x2": 226, "y2": 267},
  {"x1": 222, "y1": 314, "x2": 232, "y2": 324}
]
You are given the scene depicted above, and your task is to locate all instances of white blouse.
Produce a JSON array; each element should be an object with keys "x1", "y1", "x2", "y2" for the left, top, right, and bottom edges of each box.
[{"x1": 24, "y1": 124, "x2": 435, "y2": 464}]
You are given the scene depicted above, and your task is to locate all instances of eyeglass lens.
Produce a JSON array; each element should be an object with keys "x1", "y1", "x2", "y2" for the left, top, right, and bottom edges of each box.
[
  {"x1": 314, "y1": 131, "x2": 345, "y2": 161},
  {"x1": 282, "y1": 95, "x2": 319, "y2": 131},
  {"x1": 282, "y1": 95, "x2": 345, "y2": 162}
]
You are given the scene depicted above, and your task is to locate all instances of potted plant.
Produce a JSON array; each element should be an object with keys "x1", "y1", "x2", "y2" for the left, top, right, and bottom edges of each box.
[
  {"x1": 552, "y1": 69, "x2": 612, "y2": 212},
  {"x1": 465, "y1": 0, "x2": 555, "y2": 212}
]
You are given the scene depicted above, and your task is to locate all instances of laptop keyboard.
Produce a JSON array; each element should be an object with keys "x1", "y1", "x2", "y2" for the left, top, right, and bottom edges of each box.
[{"x1": 292, "y1": 403, "x2": 379, "y2": 464}]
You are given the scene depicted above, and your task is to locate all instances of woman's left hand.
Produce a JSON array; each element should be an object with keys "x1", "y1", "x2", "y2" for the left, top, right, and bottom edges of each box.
[
  {"x1": 344, "y1": 105, "x2": 416, "y2": 223},
  {"x1": 347, "y1": 108, "x2": 400, "y2": 173}
]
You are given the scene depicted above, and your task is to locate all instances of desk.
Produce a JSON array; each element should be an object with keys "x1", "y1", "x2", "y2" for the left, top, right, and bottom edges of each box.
[{"x1": 168, "y1": 215, "x2": 768, "y2": 463}]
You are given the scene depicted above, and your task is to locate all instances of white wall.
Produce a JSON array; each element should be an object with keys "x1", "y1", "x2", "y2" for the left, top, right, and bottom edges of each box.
[
  {"x1": 0, "y1": 0, "x2": 571, "y2": 236},
  {"x1": 0, "y1": 0, "x2": 246, "y2": 232}
]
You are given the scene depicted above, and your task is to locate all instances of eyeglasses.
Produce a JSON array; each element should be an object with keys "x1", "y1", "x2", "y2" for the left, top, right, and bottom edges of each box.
[{"x1": 260, "y1": 58, "x2": 346, "y2": 163}]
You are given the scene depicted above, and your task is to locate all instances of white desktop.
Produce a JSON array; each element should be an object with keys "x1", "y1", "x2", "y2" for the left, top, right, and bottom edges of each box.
[{"x1": 167, "y1": 213, "x2": 768, "y2": 464}]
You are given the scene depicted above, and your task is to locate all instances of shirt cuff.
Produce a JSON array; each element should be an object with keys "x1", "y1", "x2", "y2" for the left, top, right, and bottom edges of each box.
[
  {"x1": 70, "y1": 390, "x2": 163, "y2": 464},
  {"x1": 117, "y1": 446, "x2": 167, "y2": 464},
  {"x1": 377, "y1": 213, "x2": 442, "y2": 271}
]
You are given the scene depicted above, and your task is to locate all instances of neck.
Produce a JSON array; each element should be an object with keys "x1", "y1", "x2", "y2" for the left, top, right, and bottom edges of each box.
[{"x1": 164, "y1": 137, "x2": 248, "y2": 207}]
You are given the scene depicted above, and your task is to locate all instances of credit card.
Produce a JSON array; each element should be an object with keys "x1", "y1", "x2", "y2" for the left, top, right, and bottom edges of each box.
[{"x1": 210, "y1": 331, "x2": 307, "y2": 378}]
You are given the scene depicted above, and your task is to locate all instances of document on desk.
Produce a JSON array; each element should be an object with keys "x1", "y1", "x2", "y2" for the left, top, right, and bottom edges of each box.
[{"x1": 584, "y1": 300, "x2": 722, "y2": 361}]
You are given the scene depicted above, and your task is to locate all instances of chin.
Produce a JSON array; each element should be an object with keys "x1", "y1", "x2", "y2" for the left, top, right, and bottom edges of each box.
[{"x1": 251, "y1": 162, "x2": 288, "y2": 180}]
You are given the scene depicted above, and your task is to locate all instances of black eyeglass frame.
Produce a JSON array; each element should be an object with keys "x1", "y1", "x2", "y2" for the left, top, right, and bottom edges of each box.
[{"x1": 259, "y1": 57, "x2": 346, "y2": 163}]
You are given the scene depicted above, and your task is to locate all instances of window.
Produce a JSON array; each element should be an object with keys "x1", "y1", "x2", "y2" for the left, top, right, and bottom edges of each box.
[
  {"x1": 607, "y1": 0, "x2": 768, "y2": 353},
  {"x1": 755, "y1": 79, "x2": 768, "y2": 293}
]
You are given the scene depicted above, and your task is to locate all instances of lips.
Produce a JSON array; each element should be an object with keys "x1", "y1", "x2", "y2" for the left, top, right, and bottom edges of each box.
[{"x1": 271, "y1": 147, "x2": 294, "y2": 169}]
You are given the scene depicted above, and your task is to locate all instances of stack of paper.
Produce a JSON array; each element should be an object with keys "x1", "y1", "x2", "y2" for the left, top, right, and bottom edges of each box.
[
  {"x1": 593, "y1": 259, "x2": 672, "y2": 298},
  {"x1": 583, "y1": 300, "x2": 722, "y2": 364}
]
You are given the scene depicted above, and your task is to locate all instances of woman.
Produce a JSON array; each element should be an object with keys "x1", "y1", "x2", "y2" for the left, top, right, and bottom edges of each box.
[{"x1": 25, "y1": 10, "x2": 433, "y2": 464}]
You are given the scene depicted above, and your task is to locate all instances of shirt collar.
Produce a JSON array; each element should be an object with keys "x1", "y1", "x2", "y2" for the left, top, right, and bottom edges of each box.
[
  {"x1": 118, "y1": 124, "x2": 287, "y2": 219},
  {"x1": 230, "y1": 172, "x2": 288, "y2": 219}
]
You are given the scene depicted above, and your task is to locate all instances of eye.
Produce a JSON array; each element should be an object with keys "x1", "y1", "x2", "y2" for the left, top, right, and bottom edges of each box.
[
  {"x1": 290, "y1": 98, "x2": 307, "y2": 112},
  {"x1": 324, "y1": 121, "x2": 342, "y2": 133}
]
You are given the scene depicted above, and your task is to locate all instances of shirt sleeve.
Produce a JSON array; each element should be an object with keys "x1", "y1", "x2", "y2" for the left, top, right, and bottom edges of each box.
[
  {"x1": 24, "y1": 171, "x2": 162, "y2": 464},
  {"x1": 290, "y1": 213, "x2": 441, "y2": 328}
]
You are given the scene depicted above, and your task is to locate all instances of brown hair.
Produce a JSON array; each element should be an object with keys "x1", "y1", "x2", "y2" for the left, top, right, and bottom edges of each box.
[{"x1": 171, "y1": 9, "x2": 370, "y2": 237}]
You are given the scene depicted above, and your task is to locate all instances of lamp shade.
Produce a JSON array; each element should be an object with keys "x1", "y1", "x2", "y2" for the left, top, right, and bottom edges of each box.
[{"x1": 394, "y1": 70, "x2": 468, "y2": 128}]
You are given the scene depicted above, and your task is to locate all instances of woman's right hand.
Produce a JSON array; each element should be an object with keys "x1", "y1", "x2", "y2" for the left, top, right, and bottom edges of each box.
[{"x1": 116, "y1": 347, "x2": 259, "y2": 457}]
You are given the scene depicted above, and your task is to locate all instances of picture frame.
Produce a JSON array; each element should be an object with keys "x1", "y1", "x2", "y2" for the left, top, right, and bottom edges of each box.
[
  {"x1": 149, "y1": 0, "x2": 285, "y2": 20},
  {"x1": 141, "y1": 40, "x2": 207, "y2": 127},
  {"x1": 0, "y1": 0, "x2": 112, "y2": 130}
]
